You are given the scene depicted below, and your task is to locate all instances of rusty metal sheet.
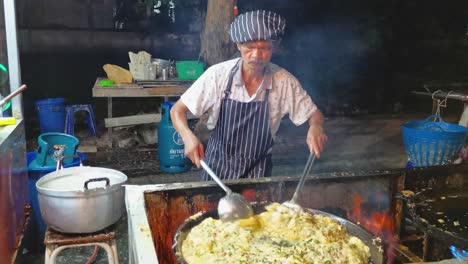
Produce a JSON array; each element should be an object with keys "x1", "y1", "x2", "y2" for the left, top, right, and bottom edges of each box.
[{"x1": 0, "y1": 122, "x2": 28, "y2": 263}]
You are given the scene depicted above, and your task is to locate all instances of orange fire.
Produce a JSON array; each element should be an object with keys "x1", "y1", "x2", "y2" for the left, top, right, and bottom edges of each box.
[
  {"x1": 348, "y1": 193, "x2": 396, "y2": 263},
  {"x1": 241, "y1": 189, "x2": 256, "y2": 202}
]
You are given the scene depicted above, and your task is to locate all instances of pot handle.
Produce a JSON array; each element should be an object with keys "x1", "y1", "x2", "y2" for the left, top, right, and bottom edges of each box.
[
  {"x1": 84, "y1": 177, "x2": 110, "y2": 190},
  {"x1": 56, "y1": 154, "x2": 83, "y2": 171}
]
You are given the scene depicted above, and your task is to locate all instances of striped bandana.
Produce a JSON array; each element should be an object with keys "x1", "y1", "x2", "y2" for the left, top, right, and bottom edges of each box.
[{"x1": 229, "y1": 10, "x2": 286, "y2": 43}]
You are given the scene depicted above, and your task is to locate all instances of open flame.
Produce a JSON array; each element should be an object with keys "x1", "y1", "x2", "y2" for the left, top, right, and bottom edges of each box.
[{"x1": 348, "y1": 193, "x2": 396, "y2": 263}]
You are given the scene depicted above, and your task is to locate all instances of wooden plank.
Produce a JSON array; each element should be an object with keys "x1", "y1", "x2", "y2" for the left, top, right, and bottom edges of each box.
[
  {"x1": 92, "y1": 86, "x2": 189, "y2": 97},
  {"x1": 92, "y1": 77, "x2": 191, "y2": 98},
  {"x1": 105, "y1": 114, "x2": 161, "y2": 128},
  {"x1": 77, "y1": 138, "x2": 98, "y2": 153},
  {"x1": 105, "y1": 113, "x2": 197, "y2": 128},
  {"x1": 136, "y1": 80, "x2": 193, "y2": 86},
  {"x1": 77, "y1": 145, "x2": 98, "y2": 153}
]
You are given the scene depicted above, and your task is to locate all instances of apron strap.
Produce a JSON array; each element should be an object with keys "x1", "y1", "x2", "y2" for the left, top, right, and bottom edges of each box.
[{"x1": 224, "y1": 59, "x2": 242, "y2": 99}]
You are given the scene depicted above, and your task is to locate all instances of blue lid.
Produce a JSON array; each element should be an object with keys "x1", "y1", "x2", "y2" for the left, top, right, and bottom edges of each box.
[
  {"x1": 163, "y1": 101, "x2": 174, "y2": 107},
  {"x1": 35, "y1": 98, "x2": 65, "y2": 106}
]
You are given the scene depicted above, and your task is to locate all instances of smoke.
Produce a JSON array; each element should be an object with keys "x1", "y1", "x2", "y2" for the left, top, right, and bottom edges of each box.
[{"x1": 277, "y1": 17, "x2": 383, "y2": 114}]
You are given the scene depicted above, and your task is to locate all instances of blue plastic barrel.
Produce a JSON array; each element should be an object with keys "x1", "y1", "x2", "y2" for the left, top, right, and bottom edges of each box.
[
  {"x1": 27, "y1": 151, "x2": 85, "y2": 249},
  {"x1": 157, "y1": 101, "x2": 192, "y2": 173},
  {"x1": 35, "y1": 98, "x2": 66, "y2": 133}
]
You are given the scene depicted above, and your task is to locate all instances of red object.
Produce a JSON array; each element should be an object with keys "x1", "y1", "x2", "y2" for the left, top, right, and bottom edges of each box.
[{"x1": 233, "y1": 5, "x2": 239, "y2": 16}]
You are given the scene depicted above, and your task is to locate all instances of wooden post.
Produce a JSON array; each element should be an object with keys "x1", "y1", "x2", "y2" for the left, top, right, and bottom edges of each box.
[{"x1": 200, "y1": 0, "x2": 236, "y2": 66}]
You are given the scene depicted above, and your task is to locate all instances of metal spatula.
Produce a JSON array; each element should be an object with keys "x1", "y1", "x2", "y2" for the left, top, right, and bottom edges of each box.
[
  {"x1": 282, "y1": 152, "x2": 316, "y2": 210},
  {"x1": 200, "y1": 160, "x2": 254, "y2": 221}
]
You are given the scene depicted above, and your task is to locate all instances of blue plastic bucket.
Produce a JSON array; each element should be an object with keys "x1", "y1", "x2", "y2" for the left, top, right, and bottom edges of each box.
[
  {"x1": 27, "y1": 151, "x2": 85, "y2": 248},
  {"x1": 35, "y1": 98, "x2": 66, "y2": 133}
]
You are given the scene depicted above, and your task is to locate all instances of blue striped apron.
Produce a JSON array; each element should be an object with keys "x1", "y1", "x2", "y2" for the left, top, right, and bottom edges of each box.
[{"x1": 201, "y1": 60, "x2": 274, "y2": 180}]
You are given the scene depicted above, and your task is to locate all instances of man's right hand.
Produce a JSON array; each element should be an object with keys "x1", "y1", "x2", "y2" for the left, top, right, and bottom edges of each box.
[
  {"x1": 170, "y1": 99, "x2": 205, "y2": 168},
  {"x1": 183, "y1": 133, "x2": 205, "y2": 168}
]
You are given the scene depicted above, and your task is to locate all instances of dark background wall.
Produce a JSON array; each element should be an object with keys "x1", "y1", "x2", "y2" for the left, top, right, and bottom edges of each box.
[
  {"x1": 13, "y1": 0, "x2": 205, "y2": 132},
  {"x1": 245, "y1": 0, "x2": 468, "y2": 115},
  {"x1": 3, "y1": 0, "x2": 468, "y2": 130}
]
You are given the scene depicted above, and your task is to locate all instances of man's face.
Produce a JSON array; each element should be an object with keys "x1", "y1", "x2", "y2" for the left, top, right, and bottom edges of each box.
[{"x1": 237, "y1": 40, "x2": 273, "y2": 71}]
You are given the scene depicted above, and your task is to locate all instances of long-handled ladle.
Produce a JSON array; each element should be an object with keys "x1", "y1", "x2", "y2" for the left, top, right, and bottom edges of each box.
[
  {"x1": 282, "y1": 152, "x2": 316, "y2": 210},
  {"x1": 200, "y1": 160, "x2": 254, "y2": 221}
]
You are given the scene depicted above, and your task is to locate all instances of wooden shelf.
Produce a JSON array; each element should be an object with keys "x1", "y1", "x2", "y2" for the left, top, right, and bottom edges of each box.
[{"x1": 92, "y1": 78, "x2": 191, "y2": 98}]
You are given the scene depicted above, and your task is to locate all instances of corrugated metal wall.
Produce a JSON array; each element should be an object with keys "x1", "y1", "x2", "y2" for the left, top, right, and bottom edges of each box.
[{"x1": 0, "y1": 122, "x2": 28, "y2": 263}]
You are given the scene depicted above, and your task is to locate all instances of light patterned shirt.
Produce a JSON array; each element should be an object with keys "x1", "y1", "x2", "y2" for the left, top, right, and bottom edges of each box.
[{"x1": 181, "y1": 58, "x2": 318, "y2": 138}]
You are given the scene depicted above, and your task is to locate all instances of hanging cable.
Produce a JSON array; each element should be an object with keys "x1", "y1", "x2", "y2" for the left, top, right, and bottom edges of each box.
[{"x1": 431, "y1": 90, "x2": 453, "y2": 119}]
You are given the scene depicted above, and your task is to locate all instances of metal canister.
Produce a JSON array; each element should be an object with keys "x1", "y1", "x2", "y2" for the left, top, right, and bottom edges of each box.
[
  {"x1": 162, "y1": 68, "x2": 168, "y2": 80},
  {"x1": 157, "y1": 101, "x2": 191, "y2": 173}
]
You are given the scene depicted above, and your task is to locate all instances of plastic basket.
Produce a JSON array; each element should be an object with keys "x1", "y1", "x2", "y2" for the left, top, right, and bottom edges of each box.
[
  {"x1": 402, "y1": 115, "x2": 468, "y2": 167},
  {"x1": 176, "y1": 61, "x2": 205, "y2": 80}
]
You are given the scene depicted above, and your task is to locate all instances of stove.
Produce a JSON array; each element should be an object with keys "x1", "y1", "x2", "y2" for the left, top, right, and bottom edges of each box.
[
  {"x1": 399, "y1": 165, "x2": 468, "y2": 261},
  {"x1": 125, "y1": 164, "x2": 468, "y2": 263}
]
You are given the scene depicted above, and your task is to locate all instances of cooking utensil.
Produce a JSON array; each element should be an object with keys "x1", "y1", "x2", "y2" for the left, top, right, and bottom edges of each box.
[
  {"x1": 0, "y1": 84, "x2": 27, "y2": 118},
  {"x1": 36, "y1": 155, "x2": 128, "y2": 233},
  {"x1": 200, "y1": 160, "x2": 253, "y2": 221},
  {"x1": 173, "y1": 203, "x2": 384, "y2": 264},
  {"x1": 282, "y1": 152, "x2": 315, "y2": 209},
  {"x1": 0, "y1": 84, "x2": 27, "y2": 109}
]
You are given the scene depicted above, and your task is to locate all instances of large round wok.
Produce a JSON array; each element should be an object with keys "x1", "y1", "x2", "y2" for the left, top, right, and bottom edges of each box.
[{"x1": 173, "y1": 203, "x2": 384, "y2": 264}]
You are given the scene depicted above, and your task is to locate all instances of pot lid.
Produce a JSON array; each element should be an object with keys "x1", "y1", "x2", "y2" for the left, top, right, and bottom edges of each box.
[{"x1": 37, "y1": 166, "x2": 127, "y2": 192}]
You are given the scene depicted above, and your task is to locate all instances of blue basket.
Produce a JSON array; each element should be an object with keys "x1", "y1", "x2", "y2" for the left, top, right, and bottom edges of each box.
[{"x1": 402, "y1": 115, "x2": 468, "y2": 167}]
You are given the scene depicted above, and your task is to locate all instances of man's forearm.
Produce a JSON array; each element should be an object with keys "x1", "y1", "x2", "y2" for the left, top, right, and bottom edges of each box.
[
  {"x1": 170, "y1": 100, "x2": 193, "y2": 139},
  {"x1": 308, "y1": 110, "x2": 324, "y2": 127}
]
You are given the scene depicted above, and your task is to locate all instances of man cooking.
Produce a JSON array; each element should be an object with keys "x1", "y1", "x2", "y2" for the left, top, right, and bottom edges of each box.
[{"x1": 171, "y1": 10, "x2": 327, "y2": 180}]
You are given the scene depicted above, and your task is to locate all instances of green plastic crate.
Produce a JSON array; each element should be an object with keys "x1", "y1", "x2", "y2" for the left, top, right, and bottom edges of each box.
[{"x1": 176, "y1": 61, "x2": 205, "y2": 80}]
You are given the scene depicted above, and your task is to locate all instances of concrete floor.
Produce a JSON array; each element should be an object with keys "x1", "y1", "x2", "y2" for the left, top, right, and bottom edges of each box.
[{"x1": 15, "y1": 115, "x2": 420, "y2": 264}]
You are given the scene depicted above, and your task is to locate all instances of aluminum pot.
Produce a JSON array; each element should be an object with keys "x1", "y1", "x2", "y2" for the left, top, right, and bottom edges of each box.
[{"x1": 36, "y1": 156, "x2": 127, "y2": 233}]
